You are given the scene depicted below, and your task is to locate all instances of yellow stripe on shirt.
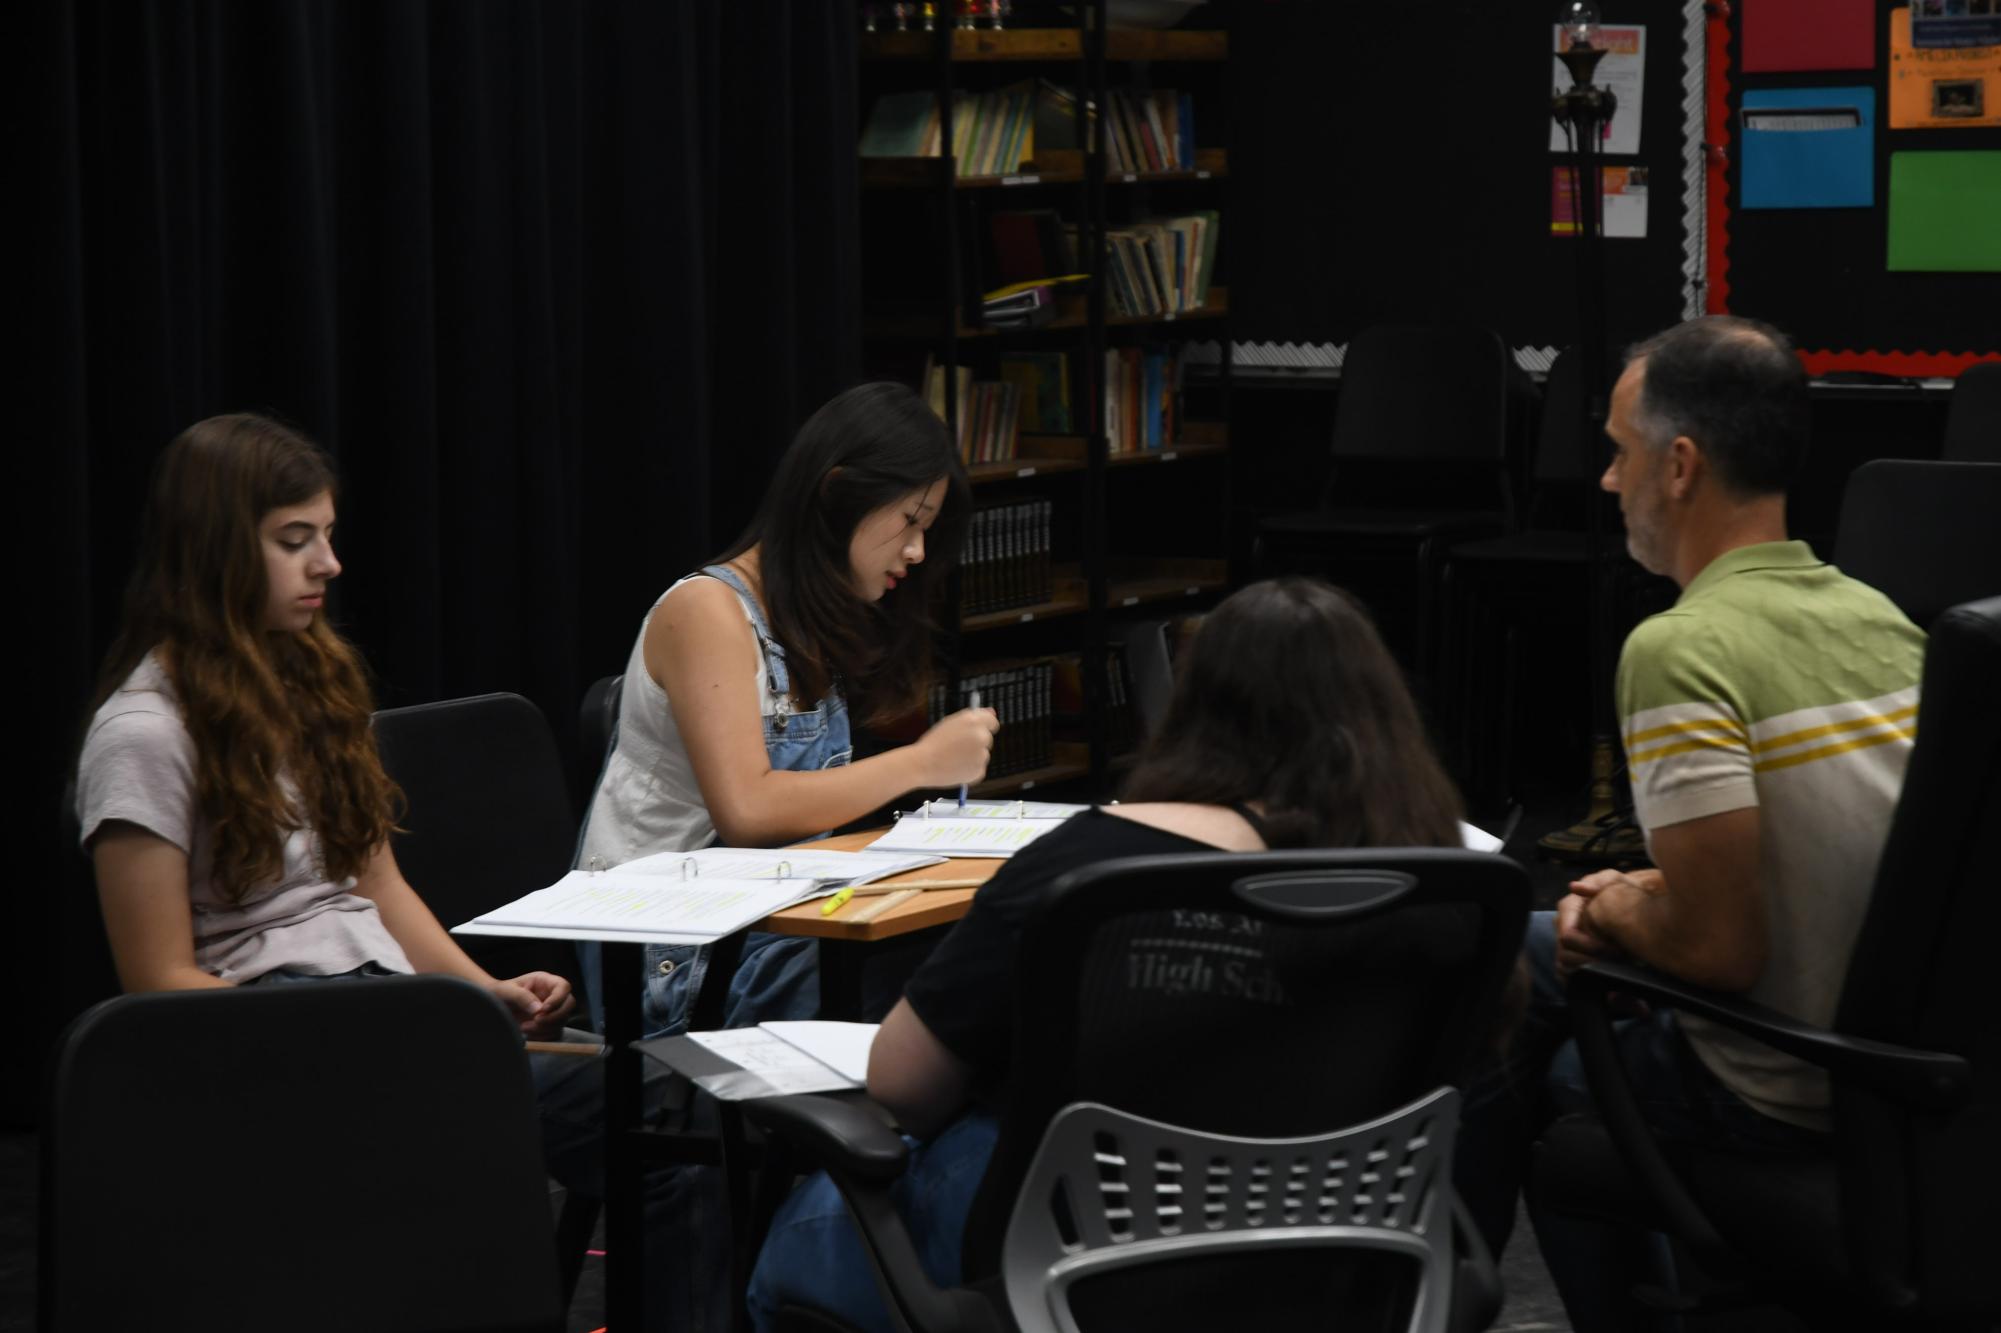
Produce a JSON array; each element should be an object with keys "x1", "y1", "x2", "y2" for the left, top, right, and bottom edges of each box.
[
  {"x1": 1752, "y1": 704, "x2": 1919, "y2": 758},
  {"x1": 1752, "y1": 722, "x2": 1918, "y2": 774},
  {"x1": 1628, "y1": 733, "x2": 1751, "y2": 767},
  {"x1": 1624, "y1": 715, "x2": 1747, "y2": 747}
]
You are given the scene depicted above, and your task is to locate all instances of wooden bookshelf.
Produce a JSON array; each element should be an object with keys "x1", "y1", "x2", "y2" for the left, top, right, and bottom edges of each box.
[
  {"x1": 963, "y1": 422, "x2": 1225, "y2": 484},
  {"x1": 1106, "y1": 558, "x2": 1228, "y2": 611},
  {"x1": 960, "y1": 570, "x2": 1089, "y2": 632},
  {"x1": 970, "y1": 741, "x2": 1091, "y2": 797},
  {"x1": 862, "y1": 15, "x2": 1233, "y2": 794},
  {"x1": 860, "y1": 29, "x2": 1226, "y2": 63},
  {"x1": 1107, "y1": 419, "x2": 1227, "y2": 467},
  {"x1": 869, "y1": 286, "x2": 1228, "y2": 340},
  {"x1": 966, "y1": 435, "x2": 1087, "y2": 483},
  {"x1": 861, "y1": 147, "x2": 1227, "y2": 190}
]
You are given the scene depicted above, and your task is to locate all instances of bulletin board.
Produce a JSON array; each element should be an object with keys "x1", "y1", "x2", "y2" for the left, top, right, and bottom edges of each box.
[{"x1": 1706, "y1": 0, "x2": 2001, "y2": 374}]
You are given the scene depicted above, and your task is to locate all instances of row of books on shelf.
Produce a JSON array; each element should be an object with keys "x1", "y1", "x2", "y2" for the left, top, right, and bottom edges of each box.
[
  {"x1": 927, "y1": 361, "x2": 1018, "y2": 464},
  {"x1": 1088, "y1": 646, "x2": 1143, "y2": 757},
  {"x1": 930, "y1": 663, "x2": 1054, "y2": 780},
  {"x1": 1106, "y1": 212, "x2": 1219, "y2": 318},
  {"x1": 1102, "y1": 347, "x2": 1182, "y2": 455},
  {"x1": 861, "y1": 82, "x2": 1038, "y2": 177},
  {"x1": 1097, "y1": 87, "x2": 1199, "y2": 176},
  {"x1": 964, "y1": 499, "x2": 1053, "y2": 613},
  {"x1": 861, "y1": 80, "x2": 1202, "y2": 179}
]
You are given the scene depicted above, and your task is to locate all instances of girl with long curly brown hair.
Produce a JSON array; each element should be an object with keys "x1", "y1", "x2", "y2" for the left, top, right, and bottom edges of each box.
[{"x1": 76, "y1": 413, "x2": 574, "y2": 1030}]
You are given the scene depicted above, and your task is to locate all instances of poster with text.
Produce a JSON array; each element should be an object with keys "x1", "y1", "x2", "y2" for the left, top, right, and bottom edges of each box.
[
  {"x1": 1892, "y1": 7, "x2": 2001, "y2": 127},
  {"x1": 1551, "y1": 165, "x2": 1650, "y2": 239},
  {"x1": 1550, "y1": 25, "x2": 1646, "y2": 156}
]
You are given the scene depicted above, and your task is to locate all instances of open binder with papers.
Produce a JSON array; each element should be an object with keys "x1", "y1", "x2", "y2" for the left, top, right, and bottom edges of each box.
[{"x1": 451, "y1": 846, "x2": 946, "y2": 945}]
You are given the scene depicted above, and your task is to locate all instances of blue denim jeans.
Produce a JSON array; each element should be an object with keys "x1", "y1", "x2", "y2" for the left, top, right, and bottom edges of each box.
[
  {"x1": 1455, "y1": 912, "x2": 1828, "y2": 1331},
  {"x1": 746, "y1": 1112, "x2": 1000, "y2": 1333}
]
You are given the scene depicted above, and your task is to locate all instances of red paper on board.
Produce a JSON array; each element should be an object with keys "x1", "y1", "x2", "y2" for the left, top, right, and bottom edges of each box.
[{"x1": 1741, "y1": 0, "x2": 1874, "y2": 72}]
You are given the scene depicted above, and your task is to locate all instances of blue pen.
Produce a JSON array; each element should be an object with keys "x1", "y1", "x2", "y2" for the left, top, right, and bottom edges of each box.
[{"x1": 959, "y1": 688, "x2": 981, "y2": 810}]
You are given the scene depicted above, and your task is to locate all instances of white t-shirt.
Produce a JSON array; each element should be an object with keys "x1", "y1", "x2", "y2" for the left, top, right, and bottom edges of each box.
[{"x1": 75, "y1": 653, "x2": 413, "y2": 982}]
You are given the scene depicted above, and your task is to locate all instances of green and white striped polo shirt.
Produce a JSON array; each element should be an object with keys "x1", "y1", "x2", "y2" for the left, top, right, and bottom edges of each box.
[{"x1": 1616, "y1": 540, "x2": 1925, "y2": 1130}]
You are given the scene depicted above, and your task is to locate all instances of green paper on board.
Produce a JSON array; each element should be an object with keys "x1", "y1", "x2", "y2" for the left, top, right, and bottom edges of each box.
[{"x1": 1887, "y1": 152, "x2": 2001, "y2": 272}]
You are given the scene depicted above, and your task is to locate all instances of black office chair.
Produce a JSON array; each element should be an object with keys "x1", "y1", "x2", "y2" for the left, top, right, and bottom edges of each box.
[
  {"x1": 1255, "y1": 325, "x2": 1521, "y2": 682},
  {"x1": 373, "y1": 692, "x2": 583, "y2": 990},
  {"x1": 1941, "y1": 361, "x2": 2001, "y2": 463},
  {"x1": 1833, "y1": 459, "x2": 2001, "y2": 629},
  {"x1": 371, "y1": 691, "x2": 599, "y2": 1298},
  {"x1": 577, "y1": 672, "x2": 624, "y2": 809},
  {"x1": 1528, "y1": 595, "x2": 2001, "y2": 1329},
  {"x1": 745, "y1": 847, "x2": 1531, "y2": 1333},
  {"x1": 41, "y1": 975, "x2": 564, "y2": 1333}
]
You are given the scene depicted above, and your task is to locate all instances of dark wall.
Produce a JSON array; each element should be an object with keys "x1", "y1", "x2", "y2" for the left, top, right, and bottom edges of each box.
[
  {"x1": 1226, "y1": 0, "x2": 1699, "y2": 352},
  {"x1": 15, "y1": 0, "x2": 860, "y2": 1127}
]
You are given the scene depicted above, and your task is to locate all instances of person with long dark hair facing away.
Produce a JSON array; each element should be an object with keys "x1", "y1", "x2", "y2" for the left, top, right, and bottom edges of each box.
[
  {"x1": 75, "y1": 413, "x2": 575, "y2": 1027},
  {"x1": 745, "y1": 576, "x2": 1470, "y2": 1332},
  {"x1": 575, "y1": 380, "x2": 995, "y2": 1038}
]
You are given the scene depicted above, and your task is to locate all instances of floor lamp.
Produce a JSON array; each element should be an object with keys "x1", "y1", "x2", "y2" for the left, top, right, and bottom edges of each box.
[{"x1": 1538, "y1": 1, "x2": 1647, "y2": 862}]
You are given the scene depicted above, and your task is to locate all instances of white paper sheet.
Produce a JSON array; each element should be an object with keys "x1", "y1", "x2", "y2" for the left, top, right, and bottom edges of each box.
[
  {"x1": 684, "y1": 1028, "x2": 858, "y2": 1095},
  {"x1": 911, "y1": 798, "x2": 1090, "y2": 821},
  {"x1": 760, "y1": 1021, "x2": 880, "y2": 1084},
  {"x1": 614, "y1": 846, "x2": 945, "y2": 885},
  {"x1": 454, "y1": 874, "x2": 822, "y2": 944},
  {"x1": 864, "y1": 816, "x2": 1063, "y2": 858},
  {"x1": 1459, "y1": 821, "x2": 1505, "y2": 853}
]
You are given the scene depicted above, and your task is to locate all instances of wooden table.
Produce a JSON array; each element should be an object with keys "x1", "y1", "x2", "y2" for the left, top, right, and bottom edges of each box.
[
  {"x1": 603, "y1": 828, "x2": 1001, "y2": 1331},
  {"x1": 758, "y1": 828, "x2": 1002, "y2": 941}
]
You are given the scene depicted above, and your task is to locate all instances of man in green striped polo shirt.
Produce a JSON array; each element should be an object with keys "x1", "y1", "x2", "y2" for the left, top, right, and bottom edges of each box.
[{"x1": 1471, "y1": 316, "x2": 1927, "y2": 1328}]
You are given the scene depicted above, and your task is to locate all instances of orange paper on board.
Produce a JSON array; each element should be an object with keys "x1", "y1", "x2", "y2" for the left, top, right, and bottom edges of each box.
[{"x1": 1890, "y1": 7, "x2": 2001, "y2": 129}]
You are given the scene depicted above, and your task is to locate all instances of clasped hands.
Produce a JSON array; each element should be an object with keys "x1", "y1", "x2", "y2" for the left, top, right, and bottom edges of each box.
[{"x1": 1554, "y1": 866, "x2": 1665, "y2": 980}]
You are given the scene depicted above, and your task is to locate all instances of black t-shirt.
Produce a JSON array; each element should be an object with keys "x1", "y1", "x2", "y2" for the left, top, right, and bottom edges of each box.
[{"x1": 901, "y1": 808, "x2": 1211, "y2": 1088}]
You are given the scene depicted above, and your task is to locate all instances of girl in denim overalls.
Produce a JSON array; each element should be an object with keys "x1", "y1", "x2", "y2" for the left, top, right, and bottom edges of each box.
[
  {"x1": 558, "y1": 384, "x2": 997, "y2": 1329},
  {"x1": 577, "y1": 381, "x2": 996, "y2": 1038}
]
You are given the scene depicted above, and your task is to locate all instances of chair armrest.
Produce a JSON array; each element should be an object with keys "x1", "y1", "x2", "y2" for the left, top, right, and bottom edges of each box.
[
  {"x1": 741, "y1": 1093, "x2": 909, "y2": 1183},
  {"x1": 1569, "y1": 960, "x2": 1971, "y2": 1111},
  {"x1": 742, "y1": 1095, "x2": 1002, "y2": 1333}
]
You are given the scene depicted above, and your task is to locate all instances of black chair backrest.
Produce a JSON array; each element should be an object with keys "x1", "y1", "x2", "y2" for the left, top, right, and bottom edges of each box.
[
  {"x1": 1330, "y1": 325, "x2": 1512, "y2": 467},
  {"x1": 1942, "y1": 361, "x2": 2001, "y2": 463},
  {"x1": 962, "y1": 847, "x2": 1530, "y2": 1280},
  {"x1": 41, "y1": 975, "x2": 562, "y2": 1332},
  {"x1": 373, "y1": 693, "x2": 582, "y2": 992},
  {"x1": 1832, "y1": 596, "x2": 2001, "y2": 1316},
  {"x1": 576, "y1": 672, "x2": 624, "y2": 807},
  {"x1": 1833, "y1": 459, "x2": 2001, "y2": 630},
  {"x1": 1533, "y1": 347, "x2": 1593, "y2": 484}
]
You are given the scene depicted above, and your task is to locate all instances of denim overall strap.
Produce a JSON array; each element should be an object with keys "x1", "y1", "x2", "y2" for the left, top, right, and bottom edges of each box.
[
  {"x1": 630, "y1": 565, "x2": 843, "y2": 1039},
  {"x1": 701, "y1": 563, "x2": 795, "y2": 722}
]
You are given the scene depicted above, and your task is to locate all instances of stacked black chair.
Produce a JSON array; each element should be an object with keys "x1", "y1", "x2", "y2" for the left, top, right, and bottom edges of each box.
[
  {"x1": 1439, "y1": 349, "x2": 1594, "y2": 801},
  {"x1": 41, "y1": 975, "x2": 564, "y2": 1333},
  {"x1": 1528, "y1": 595, "x2": 2001, "y2": 1329},
  {"x1": 745, "y1": 847, "x2": 1531, "y2": 1333},
  {"x1": 373, "y1": 692, "x2": 584, "y2": 993},
  {"x1": 1254, "y1": 325, "x2": 1520, "y2": 683},
  {"x1": 371, "y1": 691, "x2": 598, "y2": 1301},
  {"x1": 1941, "y1": 361, "x2": 2001, "y2": 463},
  {"x1": 1834, "y1": 458, "x2": 2001, "y2": 630},
  {"x1": 576, "y1": 672, "x2": 624, "y2": 810}
]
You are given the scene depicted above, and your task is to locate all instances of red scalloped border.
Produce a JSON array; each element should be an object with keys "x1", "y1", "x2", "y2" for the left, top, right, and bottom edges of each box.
[
  {"x1": 1706, "y1": 5, "x2": 1733, "y2": 315},
  {"x1": 1703, "y1": 4, "x2": 1999, "y2": 378}
]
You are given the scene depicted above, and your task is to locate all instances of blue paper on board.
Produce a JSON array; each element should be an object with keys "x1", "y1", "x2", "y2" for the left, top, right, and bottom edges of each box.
[{"x1": 1740, "y1": 86, "x2": 1875, "y2": 210}]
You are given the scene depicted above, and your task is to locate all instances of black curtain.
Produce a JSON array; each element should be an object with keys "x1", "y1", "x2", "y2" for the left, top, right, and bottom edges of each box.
[{"x1": 14, "y1": 0, "x2": 859, "y2": 1126}]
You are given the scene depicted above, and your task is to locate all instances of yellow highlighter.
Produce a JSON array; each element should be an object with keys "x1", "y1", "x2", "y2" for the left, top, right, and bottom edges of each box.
[{"x1": 820, "y1": 886, "x2": 856, "y2": 917}]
